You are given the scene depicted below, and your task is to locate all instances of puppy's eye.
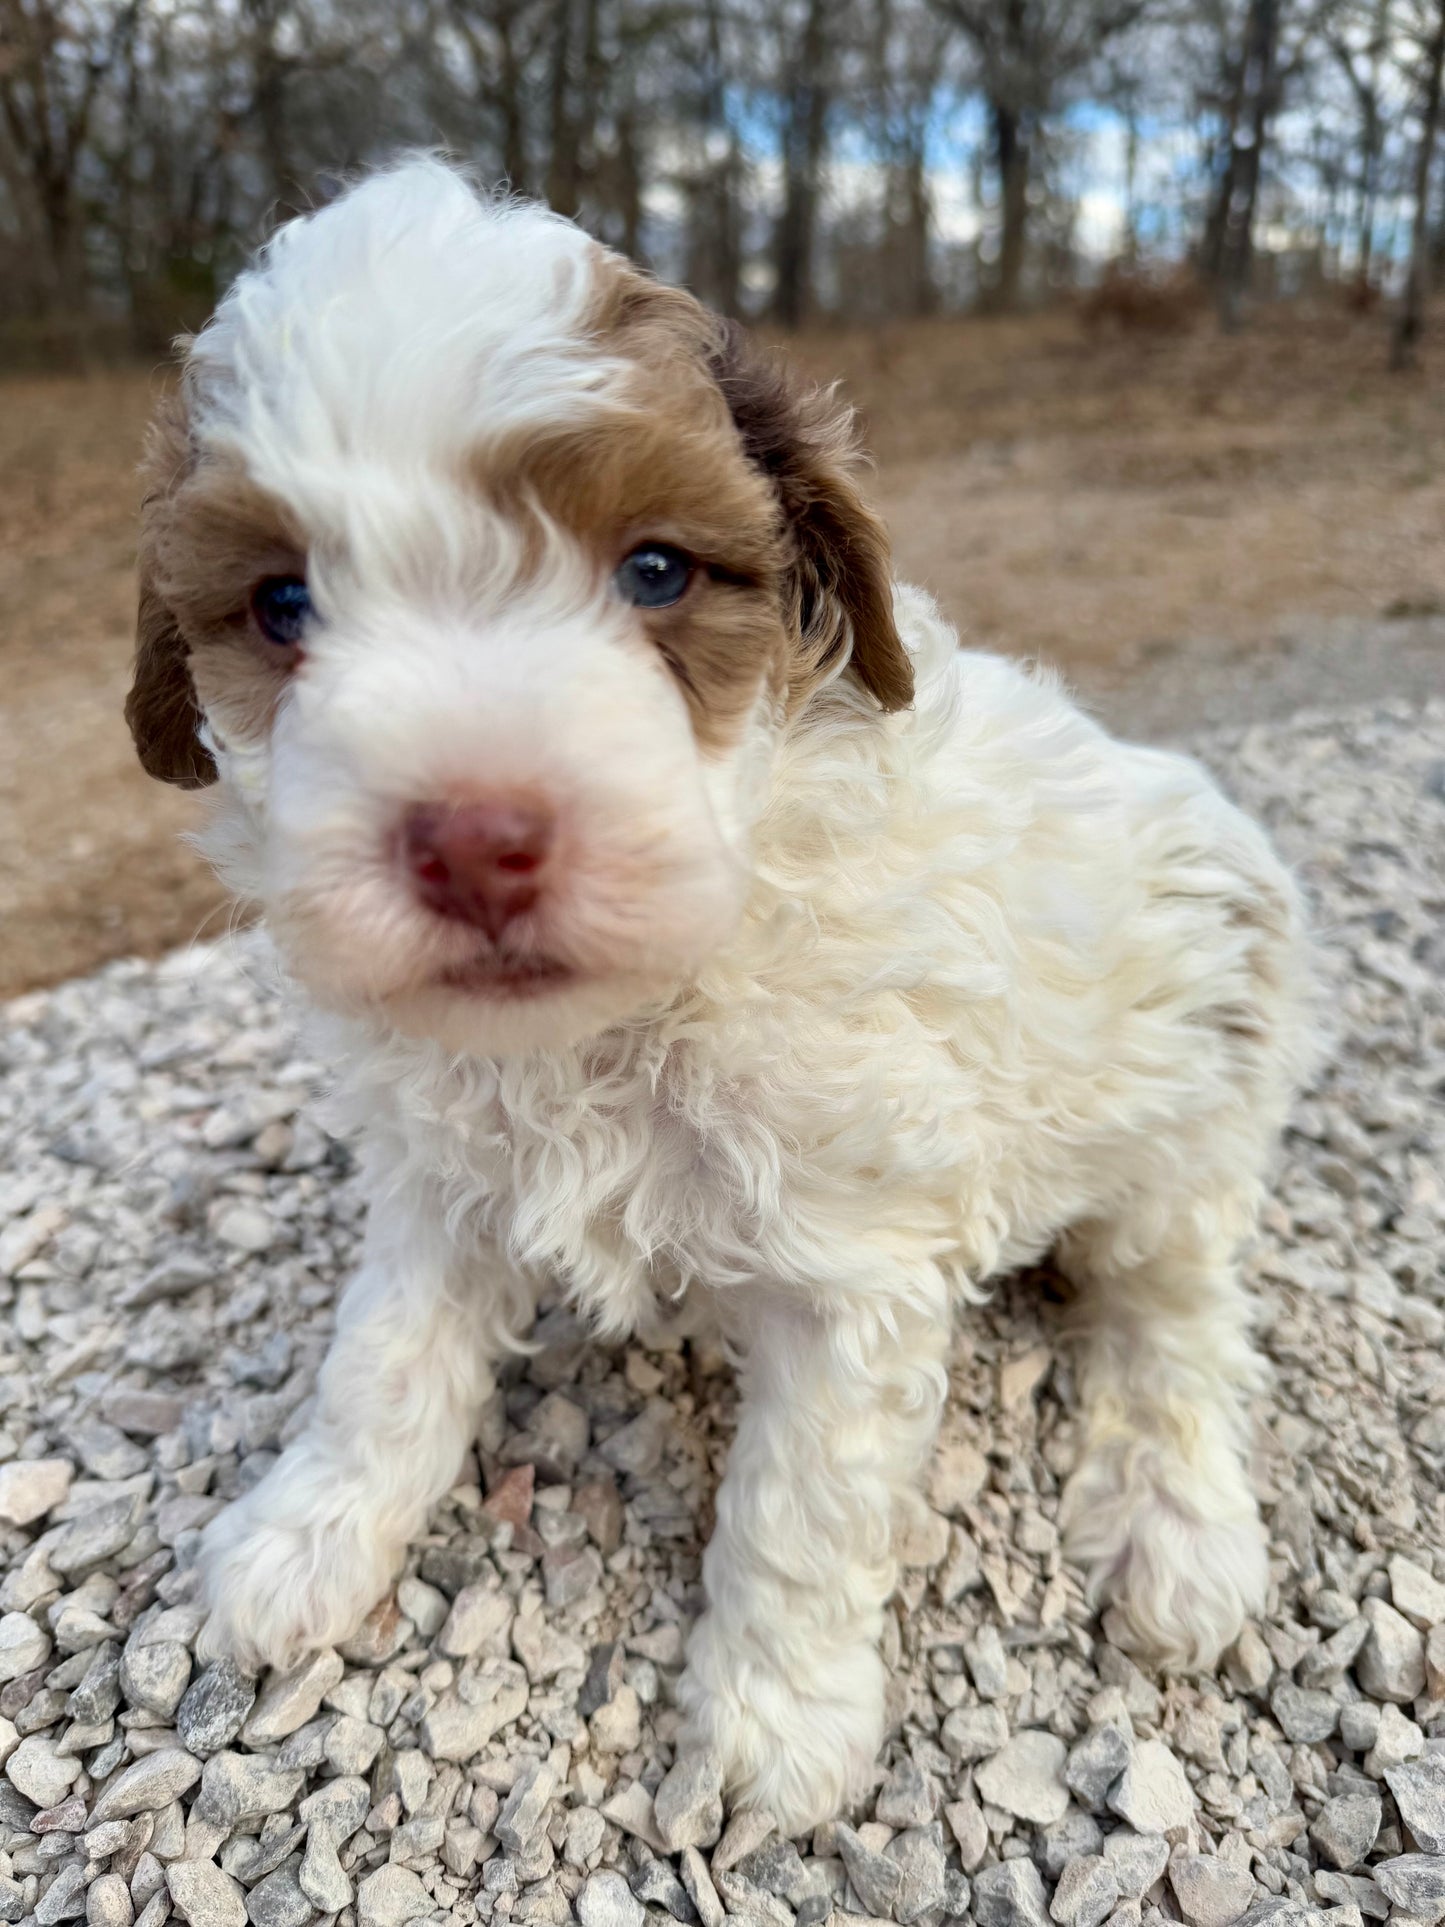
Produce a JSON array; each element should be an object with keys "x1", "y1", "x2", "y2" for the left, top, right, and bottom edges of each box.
[
  {"x1": 614, "y1": 544, "x2": 693, "y2": 610},
  {"x1": 252, "y1": 576, "x2": 312, "y2": 646}
]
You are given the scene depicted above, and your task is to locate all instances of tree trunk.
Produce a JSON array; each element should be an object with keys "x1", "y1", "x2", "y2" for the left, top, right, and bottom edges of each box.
[
  {"x1": 1200, "y1": 37, "x2": 1247, "y2": 283},
  {"x1": 244, "y1": 0, "x2": 296, "y2": 215},
  {"x1": 685, "y1": 0, "x2": 742, "y2": 314},
  {"x1": 1216, "y1": 0, "x2": 1280, "y2": 331},
  {"x1": 991, "y1": 97, "x2": 1030, "y2": 311},
  {"x1": 616, "y1": 108, "x2": 643, "y2": 262},
  {"x1": 770, "y1": 0, "x2": 830, "y2": 328},
  {"x1": 545, "y1": 0, "x2": 580, "y2": 216},
  {"x1": 1393, "y1": 0, "x2": 1445, "y2": 369},
  {"x1": 1122, "y1": 99, "x2": 1139, "y2": 258},
  {"x1": 1356, "y1": 100, "x2": 1379, "y2": 284},
  {"x1": 498, "y1": 0, "x2": 528, "y2": 192},
  {"x1": 901, "y1": 139, "x2": 934, "y2": 316}
]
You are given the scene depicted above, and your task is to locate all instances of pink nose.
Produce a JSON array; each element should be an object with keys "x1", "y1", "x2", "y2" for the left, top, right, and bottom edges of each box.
[{"x1": 403, "y1": 799, "x2": 554, "y2": 940}]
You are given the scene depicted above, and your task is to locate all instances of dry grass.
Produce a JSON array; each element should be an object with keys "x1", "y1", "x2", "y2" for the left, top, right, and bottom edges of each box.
[
  {"x1": 791, "y1": 303, "x2": 1445, "y2": 669},
  {"x1": 2, "y1": 303, "x2": 1442, "y2": 997}
]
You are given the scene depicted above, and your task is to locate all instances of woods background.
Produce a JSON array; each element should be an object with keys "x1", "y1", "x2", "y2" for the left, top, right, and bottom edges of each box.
[
  {"x1": 4, "y1": 0, "x2": 1445, "y2": 367},
  {"x1": 3, "y1": 0, "x2": 1444, "y2": 998}
]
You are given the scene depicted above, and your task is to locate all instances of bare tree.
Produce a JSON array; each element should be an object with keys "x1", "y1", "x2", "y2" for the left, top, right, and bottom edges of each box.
[
  {"x1": 768, "y1": 0, "x2": 836, "y2": 326},
  {"x1": 1393, "y1": 0, "x2": 1445, "y2": 366},
  {"x1": 0, "y1": 0, "x2": 1421, "y2": 355},
  {"x1": 677, "y1": 0, "x2": 746, "y2": 312},
  {"x1": 1325, "y1": 0, "x2": 1394, "y2": 285},
  {"x1": 1212, "y1": 0, "x2": 1282, "y2": 327},
  {"x1": 0, "y1": 0, "x2": 140, "y2": 329},
  {"x1": 864, "y1": 0, "x2": 954, "y2": 315},
  {"x1": 446, "y1": 0, "x2": 544, "y2": 191},
  {"x1": 928, "y1": 0, "x2": 1157, "y2": 309}
]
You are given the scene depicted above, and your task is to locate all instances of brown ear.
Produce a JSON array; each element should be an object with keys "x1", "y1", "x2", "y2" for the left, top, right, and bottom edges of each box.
[
  {"x1": 126, "y1": 570, "x2": 217, "y2": 788},
  {"x1": 126, "y1": 398, "x2": 217, "y2": 789},
  {"x1": 708, "y1": 319, "x2": 912, "y2": 713}
]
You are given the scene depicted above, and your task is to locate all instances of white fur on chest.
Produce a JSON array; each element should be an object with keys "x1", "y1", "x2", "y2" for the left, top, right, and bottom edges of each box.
[{"x1": 314, "y1": 589, "x2": 1299, "y2": 1341}]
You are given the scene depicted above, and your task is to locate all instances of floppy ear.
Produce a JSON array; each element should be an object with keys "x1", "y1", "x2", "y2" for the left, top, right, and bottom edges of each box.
[
  {"x1": 708, "y1": 319, "x2": 913, "y2": 713},
  {"x1": 126, "y1": 568, "x2": 217, "y2": 789},
  {"x1": 125, "y1": 400, "x2": 217, "y2": 789}
]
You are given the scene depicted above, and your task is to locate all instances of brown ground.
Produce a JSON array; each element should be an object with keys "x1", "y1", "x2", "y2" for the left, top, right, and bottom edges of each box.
[{"x1": 3, "y1": 304, "x2": 1442, "y2": 999}]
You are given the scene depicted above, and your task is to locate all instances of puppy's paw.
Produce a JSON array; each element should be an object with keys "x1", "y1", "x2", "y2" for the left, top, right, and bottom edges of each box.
[
  {"x1": 197, "y1": 1479, "x2": 398, "y2": 1673},
  {"x1": 677, "y1": 1611, "x2": 885, "y2": 1835},
  {"x1": 1062, "y1": 1437, "x2": 1267, "y2": 1672}
]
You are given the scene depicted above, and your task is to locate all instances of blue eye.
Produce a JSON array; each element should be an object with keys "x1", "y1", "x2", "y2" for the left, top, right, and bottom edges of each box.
[
  {"x1": 614, "y1": 545, "x2": 693, "y2": 610},
  {"x1": 252, "y1": 576, "x2": 312, "y2": 646}
]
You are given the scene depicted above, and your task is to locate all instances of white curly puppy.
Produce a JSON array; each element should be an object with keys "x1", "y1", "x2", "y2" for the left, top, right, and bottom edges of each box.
[{"x1": 127, "y1": 157, "x2": 1312, "y2": 1832}]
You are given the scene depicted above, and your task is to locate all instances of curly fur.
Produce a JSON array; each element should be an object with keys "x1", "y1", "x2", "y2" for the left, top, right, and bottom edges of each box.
[{"x1": 127, "y1": 159, "x2": 1315, "y2": 1834}]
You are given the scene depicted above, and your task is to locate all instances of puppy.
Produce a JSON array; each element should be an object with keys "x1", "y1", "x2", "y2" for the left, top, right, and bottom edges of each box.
[{"x1": 127, "y1": 158, "x2": 1312, "y2": 1832}]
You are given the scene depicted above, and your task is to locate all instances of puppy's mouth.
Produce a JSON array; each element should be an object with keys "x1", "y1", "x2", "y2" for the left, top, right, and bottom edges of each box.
[{"x1": 432, "y1": 952, "x2": 577, "y2": 998}]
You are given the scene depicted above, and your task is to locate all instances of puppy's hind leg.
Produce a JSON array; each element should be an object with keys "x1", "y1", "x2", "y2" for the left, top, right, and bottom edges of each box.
[{"x1": 1058, "y1": 1187, "x2": 1271, "y2": 1672}]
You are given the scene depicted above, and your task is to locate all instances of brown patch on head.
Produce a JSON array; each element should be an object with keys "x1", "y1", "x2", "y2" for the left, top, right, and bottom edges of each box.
[
  {"x1": 594, "y1": 260, "x2": 911, "y2": 715},
  {"x1": 128, "y1": 385, "x2": 306, "y2": 786},
  {"x1": 478, "y1": 263, "x2": 791, "y2": 753},
  {"x1": 483, "y1": 256, "x2": 912, "y2": 752}
]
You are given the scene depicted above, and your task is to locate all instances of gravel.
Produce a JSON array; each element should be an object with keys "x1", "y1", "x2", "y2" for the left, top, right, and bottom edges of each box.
[{"x1": 0, "y1": 695, "x2": 1442, "y2": 1927}]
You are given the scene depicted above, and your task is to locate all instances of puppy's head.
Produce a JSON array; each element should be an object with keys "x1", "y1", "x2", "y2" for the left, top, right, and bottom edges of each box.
[{"x1": 129, "y1": 158, "x2": 911, "y2": 1056}]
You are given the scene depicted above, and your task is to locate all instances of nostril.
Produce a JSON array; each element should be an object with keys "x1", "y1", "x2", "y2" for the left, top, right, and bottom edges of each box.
[{"x1": 402, "y1": 798, "x2": 555, "y2": 937}]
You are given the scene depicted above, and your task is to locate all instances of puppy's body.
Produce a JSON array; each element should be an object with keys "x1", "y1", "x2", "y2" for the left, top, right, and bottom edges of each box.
[{"x1": 129, "y1": 160, "x2": 1311, "y2": 1831}]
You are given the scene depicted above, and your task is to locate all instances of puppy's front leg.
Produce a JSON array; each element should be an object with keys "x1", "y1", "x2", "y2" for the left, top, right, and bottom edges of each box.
[
  {"x1": 679, "y1": 1287, "x2": 948, "y2": 1834},
  {"x1": 199, "y1": 1193, "x2": 527, "y2": 1672}
]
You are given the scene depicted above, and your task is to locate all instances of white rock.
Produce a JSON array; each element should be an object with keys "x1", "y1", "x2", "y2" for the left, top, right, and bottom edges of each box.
[
  {"x1": 0, "y1": 1460, "x2": 73, "y2": 1526},
  {"x1": 86, "y1": 1874, "x2": 133, "y2": 1927},
  {"x1": 973, "y1": 1858, "x2": 1051, "y2": 1927},
  {"x1": 438, "y1": 1584, "x2": 512, "y2": 1659},
  {"x1": 653, "y1": 1751, "x2": 724, "y2": 1851},
  {"x1": 298, "y1": 1836, "x2": 351, "y2": 1915},
  {"x1": 942, "y1": 1701, "x2": 1010, "y2": 1762},
  {"x1": 589, "y1": 1682, "x2": 642, "y2": 1754},
  {"x1": 194, "y1": 1751, "x2": 304, "y2": 1828},
  {"x1": 119, "y1": 1640, "x2": 192, "y2": 1718},
  {"x1": 1050, "y1": 1856, "x2": 1120, "y2": 1927},
  {"x1": 89, "y1": 1749, "x2": 202, "y2": 1821},
  {"x1": 7, "y1": 1735, "x2": 82, "y2": 1808},
  {"x1": 1363, "y1": 1699, "x2": 1424, "y2": 1775},
  {"x1": 1386, "y1": 1755, "x2": 1445, "y2": 1855},
  {"x1": 0, "y1": 1610, "x2": 50, "y2": 1680},
  {"x1": 418, "y1": 1680, "x2": 526, "y2": 1760},
  {"x1": 1103, "y1": 1831, "x2": 1170, "y2": 1902},
  {"x1": 975, "y1": 1730, "x2": 1070, "y2": 1825},
  {"x1": 1168, "y1": 1854, "x2": 1256, "y2": 1927},
  {"x1": 680, "y1": 1847, "x2": 725, "y2": 1927},
  {"x1": 166, "y1": 1859, "x2": 246, "y2": 1927},
  {"x1": 576, "y1": 1869, "x2": 645, "y2": 1927},
  {"x1": 496, "y1": 1758, "x2": 558, "y2": 1852},
  {"x1": 929, "y1": 1431, "x2": 988, "y2": 1518},
  {"x1": 893, "y1": 1499, "x2": 951, "y2": 1568},
  {"x1": 212, "y1": 1203, "x2": 275, "y2": 1253},
  {"x1": 1390, "y1": 1554, "x2": 1445, "y2": 1632},
  {"x1": 1358, "y1": 1597, "x2": 1427, "y2": 1703},
  {"x1": 356, "y1": 1865, "x2": 431, "y2": 1927},
  {"x1": 599, "y1": 1780, "x2": 667, "y2": 1852},
  {"x1": 394, "y1": 1577, "x2": 448, "y2": 1638},
  {"x1": 1108, "y1": 1740, "x2": 1196, "y2": 1841},
  {"x1": 1373, "y1": 1854, "x2": 1445, "y2": 1924},
  {"x1": 240, "y1": 1649, "x2": 344, "y2": 1744},
  {"x1": 944, "y1": 1796, "x2": 989, "y2": 1872}
]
